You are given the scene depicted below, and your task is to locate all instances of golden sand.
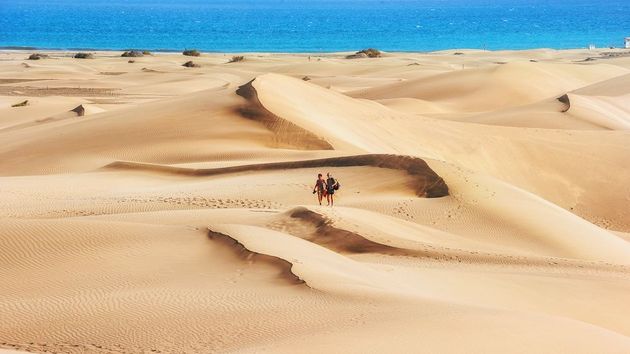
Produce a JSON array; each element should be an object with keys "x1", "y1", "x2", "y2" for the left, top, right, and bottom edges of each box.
[{"x1": 1, "y1": 49, "x2": 630, "y2": 353}]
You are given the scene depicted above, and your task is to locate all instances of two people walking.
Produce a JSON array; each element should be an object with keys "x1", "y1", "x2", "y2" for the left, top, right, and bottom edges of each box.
[{"x1": 313, "y1": 173, "x2": 340, "y2": 206}]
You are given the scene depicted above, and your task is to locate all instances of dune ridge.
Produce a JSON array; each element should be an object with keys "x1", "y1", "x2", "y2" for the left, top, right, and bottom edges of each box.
[
  {"x1": 104, "y1": 153, "x2": 449, "y2": 198},
  {"x1": 207, "y1": 229, "x2": 306, "y2": 286},
  {"x1": 273, "y1": 205, "x2": 630, "y2": 268},
  {"x1": 236, "y1": 79, "x2": 334, "y2": 150},
  {"x1": 207, "y1": 223, "x2": 416, "y2": 296}
]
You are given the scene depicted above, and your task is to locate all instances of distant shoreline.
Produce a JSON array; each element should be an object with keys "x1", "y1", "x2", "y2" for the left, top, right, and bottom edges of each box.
[{"x1": 2, "y1": 46, "x2": 629, "y2": 55}]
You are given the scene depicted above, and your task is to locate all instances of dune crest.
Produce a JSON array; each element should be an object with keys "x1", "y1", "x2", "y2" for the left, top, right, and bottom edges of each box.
[
  {"x1": 208, "y1": 224, "x2": 412, "y2": 296},
  {"x1": 104, "y1": 153, "x2": 449, "y2": 197},
  {"x1": 236, "y1": 79, "x2": 334, "y2": 150}
]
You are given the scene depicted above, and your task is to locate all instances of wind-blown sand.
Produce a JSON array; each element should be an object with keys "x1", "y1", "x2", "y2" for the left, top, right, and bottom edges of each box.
[{"x1": 1, "y1": 48, "x2": 630, "y2": 353}]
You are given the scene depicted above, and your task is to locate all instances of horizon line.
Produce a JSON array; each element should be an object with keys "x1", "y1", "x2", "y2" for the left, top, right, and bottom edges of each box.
[{"x1": 2, "y1": 45, "x2": 625, "y2": 54}]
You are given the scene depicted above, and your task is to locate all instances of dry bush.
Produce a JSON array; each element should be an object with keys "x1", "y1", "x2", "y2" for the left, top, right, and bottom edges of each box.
[
  {"x1": 183, "y1": 49, "x2": 201, "y2": 56},
  {"x1": 28, "y1": 53, "x2": 49, "y2": 60},
  {"x1": 182, "y1": 60, "x2": 200, "y2": 68},
  {"x1": 346, "y1": 48, "x2": 381, "y2": 59},
  {"x1": 228, "y1": 55, "x2": 245, "y2": 63},
  {"x1": 121, "y1": 50, "x2": 144, "y2": 57},
  {"x1": 74, "y1": 52, "x2": 94, "y2": 59}
]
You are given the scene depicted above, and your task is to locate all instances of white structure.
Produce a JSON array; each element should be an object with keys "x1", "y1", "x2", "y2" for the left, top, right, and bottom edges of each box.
[{"x1": 626, "y1": 37, "x2": 630, "y2": 49}]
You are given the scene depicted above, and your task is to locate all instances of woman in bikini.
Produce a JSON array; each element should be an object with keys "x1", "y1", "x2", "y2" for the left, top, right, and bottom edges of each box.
[{"x1": 312, "y1": 173, "x2": 327, "y2": 205}]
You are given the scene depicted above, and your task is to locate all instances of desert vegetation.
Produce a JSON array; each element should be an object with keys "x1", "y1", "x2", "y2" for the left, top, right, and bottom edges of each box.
[
  {"x1": 74, "y1": 53, "x2": 94, "y2": 59},
  {"x1": 182, "y1": 49, "x2": 201, "y2": 57},
  {"x1": 182, "y1": 61, "x2": 200, "y2": 68},
  {"x1": 346, "y1": 48, "x2": 381, "y2": 59},
  {"x1": 27, "y1": 53, "x2": 49, "y2": 60},
  {"x1": 121, "y1": 50, "x2": 144, "y2": 57},
  {"x1": 228, "y1": 55, "x2": 245, "y2": 63}
]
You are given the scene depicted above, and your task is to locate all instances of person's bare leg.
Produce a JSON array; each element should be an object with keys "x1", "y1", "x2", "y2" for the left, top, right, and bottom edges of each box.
[{"x1": 330, "y1": 195, "x2": 334, "y2": 207}]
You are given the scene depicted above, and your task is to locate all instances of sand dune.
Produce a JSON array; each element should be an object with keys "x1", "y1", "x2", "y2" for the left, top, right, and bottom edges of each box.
[
  {"x1": 350, "y1": 61, "x2": 629, "y2": 112},
  {"x1": 244, "y1": 69, "x2": 630, "y2": 231},
  {"x1": 1, "y1": 49, "x2": 630, "y2": 353},
  {"x1": 564, "y1": 93, "x2": 630, "y2": 130}
]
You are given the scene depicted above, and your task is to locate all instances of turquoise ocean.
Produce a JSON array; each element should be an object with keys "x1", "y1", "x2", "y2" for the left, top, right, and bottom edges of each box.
[{"x1": 1, "y1": 0, "x2": 629, "y2": 52}]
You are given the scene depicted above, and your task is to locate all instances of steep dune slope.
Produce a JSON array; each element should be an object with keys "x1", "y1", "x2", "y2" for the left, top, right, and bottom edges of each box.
[{"x1": 252, "y1": 73, "x2": 406, "y2": 152}]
